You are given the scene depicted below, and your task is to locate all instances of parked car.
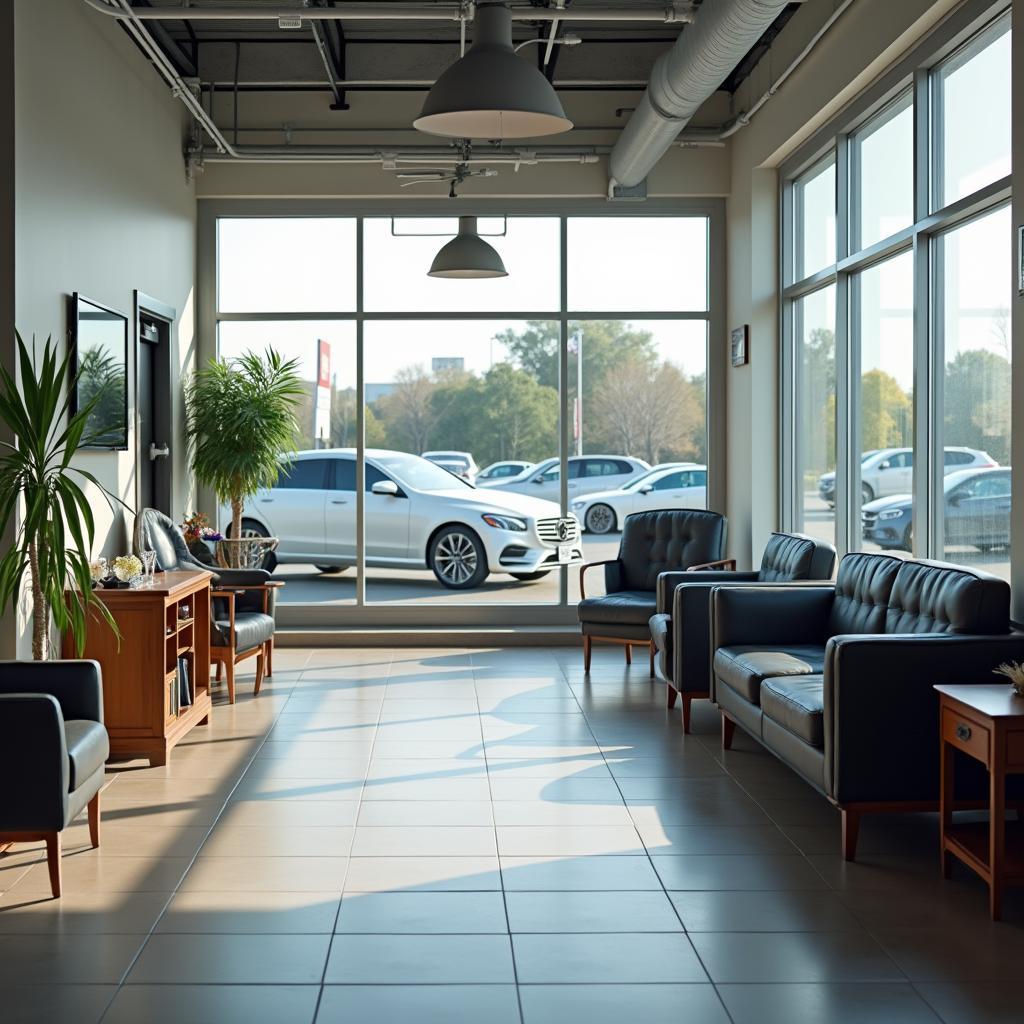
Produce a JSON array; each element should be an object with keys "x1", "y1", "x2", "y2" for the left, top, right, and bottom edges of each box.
[
  {"x1": 421, "y1": 450, "x2": 479, "y2": 482},
  {"x1": 491, "y1": 455, "x2": 651, "y2": 503},
  {"x1": 861, "y1": 465, "x2": 1011, "y2": 553},
  {"x1": 227, "y1": 449, "x2": 582, "y2": 589},
  {"x1": 819, "y1": 446, "x2": 995, "y2": 507},
  {"x1": 571, "y1": 465, "x2": 706, "y2": 534},
  {"x1": 475, "y1": 460, "x2": 535, "y2": 487}
]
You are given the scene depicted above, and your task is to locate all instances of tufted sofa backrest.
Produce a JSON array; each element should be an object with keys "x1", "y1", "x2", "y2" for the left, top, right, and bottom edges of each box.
[
  {"x1": 885, "y1": 558, "x2": 1010, "y2": 635},
  {"x1": 827, "y1": 552, "x2": 902, "y2": 635},
  {"x1": 757, "y1": 532, "x2": 837, "y2": 583},
  {"x1": 617, "y1": 509, "x2": 727, "y2": 592}
]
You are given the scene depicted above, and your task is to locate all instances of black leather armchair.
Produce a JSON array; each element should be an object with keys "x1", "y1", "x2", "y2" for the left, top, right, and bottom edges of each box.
[
  {"x1": 134, "y1": 509, "x2": 281, "y2": 703},
  {"x1": 577, "y1": 509, "x2": 726, "y2": 672},
  {"x1": 710, "y1": 553, "x2": 1024, "y2": 859},
  {"x1": 649, "y1": 532, "x2": 836, "y2": 731},
  {"x1": 0, "y1": 660, "x2": 109, "y2": 897}
]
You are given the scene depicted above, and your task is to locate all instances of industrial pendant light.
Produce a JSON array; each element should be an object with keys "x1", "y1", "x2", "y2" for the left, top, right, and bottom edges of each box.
[
  {"x1": 428, "y1": 216, "x2": 508, "y2": 279},
  {"x1": 414, "y1": 1, "x2": 573, "y2": 140}
]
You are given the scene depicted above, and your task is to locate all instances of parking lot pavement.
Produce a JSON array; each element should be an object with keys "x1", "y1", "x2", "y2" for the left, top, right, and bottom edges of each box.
[{"x1": 272, "y1": 535, "x2": 621, "y2": 605}]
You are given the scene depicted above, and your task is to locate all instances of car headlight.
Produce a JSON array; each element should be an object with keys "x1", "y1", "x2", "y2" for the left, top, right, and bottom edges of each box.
[
  {"x1": 570, "y1": 500, "x2": 586, "y2": 510},
  {"x1": 481, "y1": 513, "x2": 528, "y2": 532},
  {"x1": 878, "y1": 509, "x2": 903, "y2": 521}
]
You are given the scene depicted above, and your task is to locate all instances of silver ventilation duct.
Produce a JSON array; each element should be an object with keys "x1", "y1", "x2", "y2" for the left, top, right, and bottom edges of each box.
[{"x1": 609, "y1": 0, "x2": 792, "y2": 189}]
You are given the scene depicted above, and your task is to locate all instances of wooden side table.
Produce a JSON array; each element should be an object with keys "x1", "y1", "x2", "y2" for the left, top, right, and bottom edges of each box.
[{"x1": 935, "y1": 684, "x2": 1024, "y2": 919}]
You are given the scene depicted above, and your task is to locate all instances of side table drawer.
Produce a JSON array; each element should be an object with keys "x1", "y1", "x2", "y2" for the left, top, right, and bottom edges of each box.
[{"x1": 942, "y1": 707, "x2": 990, "y2": 765}]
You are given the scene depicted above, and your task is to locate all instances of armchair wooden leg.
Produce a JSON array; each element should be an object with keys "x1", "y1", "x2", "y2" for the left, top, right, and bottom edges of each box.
[
  {"x1": 841, "y1": 808, "x2": 860, "y2": 862},
  {"x1": 666, "y1": 685, "x2": 678, "y2": 709},
  {"x1": 254, "y1": 650, "x2": 265, "y2": 696},
  {"x1": 624, "y1": 644, "x2": 632, "y2": 666},
  {"x1": 45, "y1": 833, "x2": 62, "y2": 898},
  {"x1": 721, "y1": 713, "x2": 735, "y2": 750},
  {"x1": 682, "y1": 695, "x2": 693, "y2": 734},
  {"x1": 88, "y1": 793, "x2": 100, "y2": 849},
  {"x1": 225, "y1": 658, "x2": 236, "y2": 705},
  {"x1": 215, "y1": 661, "x2": 223, "y2": 684},
  {"x1": 265, "y1": 638, "x2": 274, "y2": 677},
  {"x1": 583, "y1": 635, "x2": 592, "y2": 673},
  {"x1": 648, "y1": 643, "x2": 655, "y2": 677}
]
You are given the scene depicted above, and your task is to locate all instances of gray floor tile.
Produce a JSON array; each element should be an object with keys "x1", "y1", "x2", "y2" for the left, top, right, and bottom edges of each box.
[
  {"x1": 512, "y1": 932, "x2": 707, "y2": 983},
  {"x1": 505, "y1": 890, "x2": 682, "y2": 932},
  {"x1": 156, "y1": 890, "x2": 341, "y2": 933},
  {"x1": 872, "y1": 924, "x2": 1024, "y2": 981},
  {"x1": 500, "y1": 854, "x2": 663, "y2": 890},
  {"x1": 669, "y1": 890, "x2": 862, "y2": 931},
  {"x1": 916, "y1": 982, "x2": 1024, "y2": 1023},
  {"x1": 653, "y1": 853, "x2": 829, "y2": 890},
  {"x1": 0, "y1": 933, "x2": 144, "y2": 984},
  {"x1": 325, "y1": 933, "x2": 515, "y2": 983},
  {"x1": 105, "y1": 985, "x2": 319, "y2": 1024},
  {"x1": 520, "y1": 984, "x2": 729, "y2": 1024},
  {"x1": 0, "y1": 984, "x2": 115, "y2": 1024},
  {"x1": 336, "y1": 891, "x2": 508, "y2": 933},
  {"x1": 317, "y1": 985, "x2": 521, "y2": 1024},
  {"x1": 718, "y1": 983, "x2": 942, "y2": 1024}
]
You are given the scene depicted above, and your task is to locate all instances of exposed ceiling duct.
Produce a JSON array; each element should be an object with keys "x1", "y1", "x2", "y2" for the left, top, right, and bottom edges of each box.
[{"x1": 609, "y1": 0, "x2": 793, "y2": 189}]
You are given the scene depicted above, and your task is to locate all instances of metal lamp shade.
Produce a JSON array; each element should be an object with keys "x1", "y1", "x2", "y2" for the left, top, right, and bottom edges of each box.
[
  {"x1": 414, "y1": 2, "x2": 573, "y2": 140},
  {"x1": 428, "y1": 217, "x2": 508, "y2": 279}
]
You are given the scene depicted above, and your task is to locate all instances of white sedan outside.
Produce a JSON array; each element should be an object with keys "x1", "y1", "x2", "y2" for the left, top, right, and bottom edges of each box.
[
  {"x1": 227, "y1": 449, "x2": 582, "y2": 589},
  {"x1": 490, "y1": 455, "x2": 650, "y2": 503},
  {"x1": 571, "y1": 464, "x2": 708, "y2": 534}
]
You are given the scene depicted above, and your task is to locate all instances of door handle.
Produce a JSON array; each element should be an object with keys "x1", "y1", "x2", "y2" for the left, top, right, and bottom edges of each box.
[
  {"x1": 331, "y1": 498, "x2": 348, "y2": 505},
  {"x1": 259, "y1": 498, "x2": 274, "y2": 503},
  {"x1": 148, "y1": 442, "x2": 170, "y2": 461}
]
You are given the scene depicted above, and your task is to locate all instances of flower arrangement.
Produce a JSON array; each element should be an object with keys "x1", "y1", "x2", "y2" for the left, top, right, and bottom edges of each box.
[
  {"x1": 993, "y1": 661, "x2": 1024, "y2": 698},
  {"x1": 182, "y1": 511, "x2": 223, "y2": 545},
  {"x1": 88, "y1": 559, "x2": 107, "y2": 584},
  {"x1": 111, "y1": 554, "x2": 143, "y2": 583}
]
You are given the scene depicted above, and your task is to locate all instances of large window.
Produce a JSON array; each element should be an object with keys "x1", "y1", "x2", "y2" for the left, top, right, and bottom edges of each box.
[
  {"x1": 210, "y1": 211, "x2": 717, "y2": 617},
  {"x1": 783, "y1": 7, "x2": 1011, "y2": 580}
]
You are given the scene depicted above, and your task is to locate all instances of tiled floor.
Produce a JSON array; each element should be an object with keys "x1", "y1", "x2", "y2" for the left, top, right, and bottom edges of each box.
[{"x1": 1, "y1": 646, "x2": 1023, "y2": 1023}]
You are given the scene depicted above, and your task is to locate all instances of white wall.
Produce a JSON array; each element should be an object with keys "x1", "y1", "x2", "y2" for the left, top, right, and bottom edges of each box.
[{"x1": 7, "y1": 0, "x2": 197, "y2": 657}]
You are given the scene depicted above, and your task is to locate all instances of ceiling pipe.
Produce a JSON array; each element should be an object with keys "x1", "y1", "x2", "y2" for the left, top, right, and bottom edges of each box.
[
  {"x1": 608, "y1": 0, "x2": 791, "y2": 189},
  {"x1": 82, "y1": 1, "x2": 694, "y2": 23}
]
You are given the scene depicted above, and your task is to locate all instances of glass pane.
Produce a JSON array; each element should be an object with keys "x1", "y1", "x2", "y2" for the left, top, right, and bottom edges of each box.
[
  {"x1": 854, "y1": 94, "x2": 914, "y2": 249},
  {"x1": 937, "y1": 205, "x2": 1011, "y2": 579},
  {"x1": 934, "y1": 20, "x2": 1011, "y2": 208},
  {"x1": 362, "y1": 320, "x2": 561, "y2": 605},
  {"x1": 853, "y1": 251, "x2": 914, "y2": 556},
  {"x1": 567, "y1": 319, "x2": 708, "y2": 601},
  {"x1": 217, "y1": 218, "x2": 356, "y2": 312},
  {"x1": 217, "y1": 320, "x2": 357, "y2": 606},
  {"x1": 794, "y1": 159, "x2": 836, "y2": 279},
  {"x1": 795, "y1": 286, "x2": 836, "y2": 550},
  {"x1": 567, "y1": 217, "x2": 708, "y2": 311},
  {"x1": 363, "y1": 217, "x2": 560, "y2": 313}
]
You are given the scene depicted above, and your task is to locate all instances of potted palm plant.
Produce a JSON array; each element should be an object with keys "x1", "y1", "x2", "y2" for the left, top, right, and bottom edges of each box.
[
  {"x1": 185, "y1": 348, "x2": 303, "y2": 568},
  {"x1": 0, "y1": 333, "x2": 120, "y2": 659}
]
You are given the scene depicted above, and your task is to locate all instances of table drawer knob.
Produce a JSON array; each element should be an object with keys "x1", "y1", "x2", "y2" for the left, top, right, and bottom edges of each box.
[{"x1": 956, "y1": 723, "x2": 972, "y2": 742}]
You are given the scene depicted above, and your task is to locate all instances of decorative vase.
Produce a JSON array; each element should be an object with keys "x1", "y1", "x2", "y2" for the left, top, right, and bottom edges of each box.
[{"x1": 215, "y1": 536, "x2": 279, "y2": 570}]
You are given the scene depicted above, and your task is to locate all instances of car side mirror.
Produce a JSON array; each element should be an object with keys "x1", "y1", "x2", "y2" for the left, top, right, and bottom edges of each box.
[
  {"x1": 878, "y1": 460, "x2": 890, "y2": 470},
  {"x1": 639, "y1": 484, "x2": 653, "y2": 494},
  {"x1": 532, "y1": 477, "x2": 545, "y2": 485},
  {"x1": 371, "y1": 480, "x2": 399, "y2": 497},
  {"x1": 948, "y1": 492, "x2": 962, "y2": 506}
]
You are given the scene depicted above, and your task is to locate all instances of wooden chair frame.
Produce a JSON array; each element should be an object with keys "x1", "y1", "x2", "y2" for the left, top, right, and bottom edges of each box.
[
  {"x1": 210, "y1": 581, "x2": 284, "y2": 703},
  {"x1": 579, "y1": 560, "x2": 655, "y2": 676}
]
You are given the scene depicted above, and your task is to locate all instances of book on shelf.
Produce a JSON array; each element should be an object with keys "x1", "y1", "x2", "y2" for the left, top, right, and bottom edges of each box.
[{"x1": 178, "y1": 655, "x2": 192, "y2": 709}]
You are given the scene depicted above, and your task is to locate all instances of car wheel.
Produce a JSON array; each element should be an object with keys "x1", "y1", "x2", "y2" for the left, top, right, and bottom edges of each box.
[
  {"x1": 429, "y1": 526, "x2": 489, "y2": 589},
  {"x1": 585, "y1": 503, "x2": 616, "y2": 535},
  {"x1": 315, "y1": 565, "x2": 348, "y2": 574},
  {"x1": 236, "y1": 518, "x2": 277, "y2": 572},
  {"x1": 510, "y1": 571, "x2": 550, "y2": 582},
  {"x1": 861, "y1": 482, "x2": 875, "y2": 504}
]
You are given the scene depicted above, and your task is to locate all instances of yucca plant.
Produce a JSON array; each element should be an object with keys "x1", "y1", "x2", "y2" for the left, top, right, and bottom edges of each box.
[
  {"x1": 0, "y1": 332, "x2": 121, "y2": 660},
  {"x1": 185, "y1": 348, "x2": 303, "y2": 561}
]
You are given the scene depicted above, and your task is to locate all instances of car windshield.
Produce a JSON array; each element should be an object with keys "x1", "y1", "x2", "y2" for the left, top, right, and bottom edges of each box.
[
  {"x1": 621, "y1": 467, "x2": 672, "y2": 491},
  {"x1": 373, "y1": 453, "x2": 473, "y2": 491}
]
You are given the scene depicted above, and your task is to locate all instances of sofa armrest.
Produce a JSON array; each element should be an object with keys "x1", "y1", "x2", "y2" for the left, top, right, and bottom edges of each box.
[
  {"x1": 656, "y1": 569, "x2": 758, "y2": 614},
  {"x1": 823, "y1": 632, "x2": 1024, "y2": 805},
  {"x1": 712, "y1": 586, "x2": 835, "y2": 649},
  {"x1": 0, "y1": 694, "x2": 70, "y2": 831},
  {"x1": 579, "y1": 559, "x2": 622, "y2": 599},
  {"x1": 0, "y1": 660, "x2": 103, "y2": 722}
]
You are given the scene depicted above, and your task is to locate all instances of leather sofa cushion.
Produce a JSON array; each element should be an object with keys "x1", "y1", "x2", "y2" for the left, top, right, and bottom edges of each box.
[
  {"x1": 827, "y1": 552, "x2": 902, "y2": 635},
  {"x1": 63, "y1": 720, "x2": 110, "y2": 791},
  {"x1": 617, "y1": 510, "x2": 725, "y2": 591},
  {"x1": 885, "y1": 559, "x2": 1010, "y2": 635},
  {"x1": 714, "y1": 644, "x2": 826, "y2": 704},
  {"x1": 213, "y1": 611, "x2": 276, "y2": 652},
  {"x1": 578, "y1": 591, "x2": 657, "y2": 626},
  {"x1": 758, "y1": 533, "x2": 815, "y2": 582},
  {"x1": 761, "y1": 675, "x2": 825, "y2": 748}
]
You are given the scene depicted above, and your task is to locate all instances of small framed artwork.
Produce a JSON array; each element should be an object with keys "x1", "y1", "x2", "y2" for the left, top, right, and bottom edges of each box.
[{"x1": 731, "y1": 325, "x2": 749, "y2": 367}]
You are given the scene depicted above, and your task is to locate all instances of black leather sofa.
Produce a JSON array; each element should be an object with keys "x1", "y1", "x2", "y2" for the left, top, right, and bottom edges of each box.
[
  {"x1": 711, "y1": 552, "x2": 1024, "y2": 859},
  {"x1": 578, "y1": 509, "x2": 727, "y2": 672},
  {"x1": 649, "y1": 532, "x2": 836, "y2": 731},
  {"x1": 0, "y1": 660, "x2": 109, "y2": 896}
]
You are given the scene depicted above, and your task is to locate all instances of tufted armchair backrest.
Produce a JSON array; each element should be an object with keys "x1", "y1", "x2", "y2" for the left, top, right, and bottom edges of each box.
[
  {"x1": 827, "y1": 552, "x2": 902, "y2": 635},
  {"x1": 616, "y1": 509, "x2": 727, "y2": 592},
  {"x1": 885, "y1": 558, "x2": 1010, "y2": 635},
  {"x1": 757, "y1": 532, "x2": 837, "y2": 583},
  {"x1": 133, "y1": 509, "x2": 207, "y2": 574}
]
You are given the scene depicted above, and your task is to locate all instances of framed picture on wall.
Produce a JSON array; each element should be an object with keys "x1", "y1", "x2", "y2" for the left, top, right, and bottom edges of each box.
[
  {"x1": 70, "y1": 293, "x2": 129, "y2": 450},
  {"x1": 731, "y1": 325, "x2": 749, "y2": 367}
]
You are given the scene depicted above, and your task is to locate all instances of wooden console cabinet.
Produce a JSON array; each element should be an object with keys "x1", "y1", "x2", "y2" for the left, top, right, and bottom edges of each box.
[{"x1": 64, "y1": 570, "x2": 213, "y2": 766}]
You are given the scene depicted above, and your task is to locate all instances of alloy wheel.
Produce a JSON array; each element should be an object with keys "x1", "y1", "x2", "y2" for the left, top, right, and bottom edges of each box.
[
  {"x1": 434, "y1": 531, "x2": 479, "y2": 586},
  {"x1": 585, "y1": 504, "x2": 615, "y2": 534}
]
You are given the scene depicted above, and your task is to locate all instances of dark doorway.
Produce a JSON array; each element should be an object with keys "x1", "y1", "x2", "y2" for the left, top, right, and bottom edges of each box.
[{"x1": 135, "y1": 291, "x2": 175, "y2": 516}]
